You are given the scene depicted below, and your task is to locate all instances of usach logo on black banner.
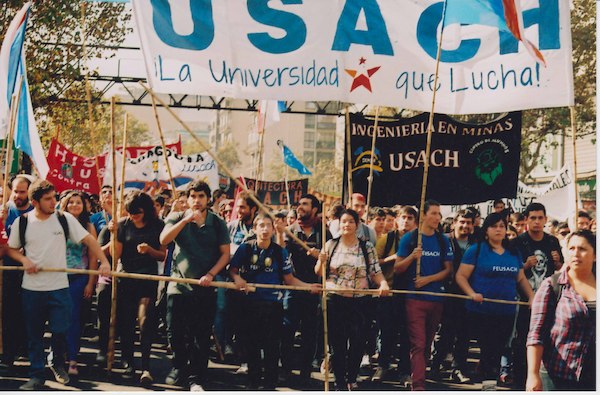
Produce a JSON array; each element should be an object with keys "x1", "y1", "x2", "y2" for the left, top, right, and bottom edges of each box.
[{"x1": 352, "y1": 146, "x2": 383, "y2": 176}]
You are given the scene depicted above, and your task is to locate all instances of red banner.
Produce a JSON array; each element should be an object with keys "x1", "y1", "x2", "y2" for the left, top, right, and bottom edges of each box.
[
  {"x1": 46, "y1": 139, "x2": 100, "y2": 194},
  {"x1": 46, "y1": 136, "x2": 183, "y2": 195}
]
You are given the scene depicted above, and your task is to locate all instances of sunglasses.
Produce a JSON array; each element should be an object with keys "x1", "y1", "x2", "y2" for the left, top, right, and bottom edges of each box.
[{"x1": 559, "y1": 231, "x2": 570, "y2": 236}]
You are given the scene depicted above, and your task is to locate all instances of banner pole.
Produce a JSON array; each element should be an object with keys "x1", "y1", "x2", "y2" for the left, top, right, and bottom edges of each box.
[
  {"x1": 365, "y1": 106, "x2": 380, "y2": 216},
  {"x1": 118, "y1": 112, "x2": 128, "y2": 214},
  {"x1": 107, "y1": 97, "x2": 119, "y2": 372},
  {"x1": 139, "y1": 82, "x2": 314, "y2": 253},
  {"x1": 150, "y1": 94, "x2": 178, "y2": 193},
  {"x1": 285, "y1": 165, "x2": 291, "y2": 212},
  {"x1": 569, "y1": 106, "x2": 579, "y2": 223},
  {"x1": 321, "y1": 204, "x2": 330, "y2": 391},
  {"x1": 416, "y1": 0, "x2": 447, "y2": 280},
  {"x1": 0, "y1": 265, "x2": 530, "y2": 305},
  {"x1": 2, "y1": 76, "x2": 24, "y2": 207},
  {"x1": 80, "y1": 1, "x2": 104, "y2": 195},
  {"x1": 344, "y1": 105, "x2": 353, "y2": 205}
]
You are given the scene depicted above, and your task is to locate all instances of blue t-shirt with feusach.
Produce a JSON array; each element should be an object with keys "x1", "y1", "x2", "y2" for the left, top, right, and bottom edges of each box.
[
  {"x1": 397, "y1": 231, "x2": 453, "y2": 303},
  {"x1": 230, "y1": 241, "x2": 293, "y2": 303},
  {"x1": 461, "y1": 242, "x2": 523, "y2": 316}
]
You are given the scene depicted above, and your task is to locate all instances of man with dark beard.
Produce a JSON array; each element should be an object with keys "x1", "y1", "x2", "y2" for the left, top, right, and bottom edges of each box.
[
  {"x1": 280, "y1": 194, "x2": 330, "y2": 385},
  {"x1": 1, "y1": 175, "x2": 33, "y2": 369}
]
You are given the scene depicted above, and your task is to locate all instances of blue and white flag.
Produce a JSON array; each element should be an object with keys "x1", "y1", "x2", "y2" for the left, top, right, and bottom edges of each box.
[
  {"x1": 0, "y1": 2, "x2": 49, "y2": 178},
  {"x1": 277, "y1": 140, "x2": 311, "y2": 176}
]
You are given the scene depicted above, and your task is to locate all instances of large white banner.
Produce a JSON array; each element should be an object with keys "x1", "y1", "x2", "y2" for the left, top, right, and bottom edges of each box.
[
  {"x1": 132, "y1": 0, "x2": 573, "y2": 114},
  {"x1": 104, "y1": 147, "x2": 219, "y2": 194},
  {"x1": 441, "y1": 165, "x2": 576, "y2": 221}
]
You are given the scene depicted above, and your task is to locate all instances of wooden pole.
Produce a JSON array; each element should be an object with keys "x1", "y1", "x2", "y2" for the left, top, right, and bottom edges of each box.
[
  {"x1": 416, "y1": 3, "x2": 447, "y2": 280},
  {"x1": 0, "y1": 265, "x2": 529, "y2": 306},
  {"x1": 321, "y1": 204, "x2": 330, "y2": 391},
  {"x1": 150, "y1": 94, "x2": 178, "y2": 193},
  {"x1": 139, "y1": 82, "x2": 314, "y2": 253},
  {"x1": 344, "y1": 105, "x2": 353, "y2": 205},
  {"x1": 284, "y1": 165, "x2": 291, "y2": 212},
  {"x1": 118, "y1": 112, "x2": 128, "y2": 214},
  {"x1": 107, "y1": 97, "x2": 119, "y2": 372},
  {"x1": 255, "y1": 103, "x2": 268, "y2": 184},
  {"x1": 569, "y1": 106, "x2": 579, "y2": 223},
  {"x1": 365, "y1": 106, "x2": 380, "y2": 216}
]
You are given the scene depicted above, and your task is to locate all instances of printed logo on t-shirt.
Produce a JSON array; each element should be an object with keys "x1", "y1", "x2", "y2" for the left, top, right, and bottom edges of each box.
[
  {"x1": 529, "y1": 249, "x2": 549, "y2": 291},
  {"x1": 492, "y1": 266, "x2": 518, "y2": 273},
  {"x1": 422, "y1": 251, "x2": 440, "y2": 257}
]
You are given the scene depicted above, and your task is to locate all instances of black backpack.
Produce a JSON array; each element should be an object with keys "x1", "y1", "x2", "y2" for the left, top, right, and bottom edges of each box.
[
  {"x1": 382, "y1": 230, "x2": 400, "y2": 257},
  {"x1": 19, "y1": 211, "x2": 70, "y2": 254}
]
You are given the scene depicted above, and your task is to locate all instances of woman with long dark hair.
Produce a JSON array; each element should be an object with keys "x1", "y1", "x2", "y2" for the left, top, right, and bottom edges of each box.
[
  {"x1": 60, "y1": 191, "x2": 98, "y2": 376},
  {"x1": 456, "y1": 212, "x2": 534, "y2": 390},
  {"x1": 114, "y1": 191, "x2": 166, "y2": 385},
  {"x1": 526, "y1": 230, "x2": 596, "y2": 391},
  {"x1": 316, "y1": 209, "x2": 389, "y2": 391}
]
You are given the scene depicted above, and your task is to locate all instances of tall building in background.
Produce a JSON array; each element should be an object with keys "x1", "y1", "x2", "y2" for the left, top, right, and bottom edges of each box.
[{"x1": 209, "y1": 101, "x2": 340, "y2": 184}]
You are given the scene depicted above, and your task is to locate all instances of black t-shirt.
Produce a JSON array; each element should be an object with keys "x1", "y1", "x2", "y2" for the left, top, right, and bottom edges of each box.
[
  {"x1": 285, "y1": 223, "x2": 331, "y2": 284},
  {"x1": 117, "y1": 218, "x2": 165, "y2": 275},
  {"x1": 510, "y1": 232, "x2": 563, "y2": 293}
]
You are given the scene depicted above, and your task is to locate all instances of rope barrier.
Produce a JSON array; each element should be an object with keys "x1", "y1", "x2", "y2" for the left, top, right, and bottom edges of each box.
[{"x1": 0, "y1": 266, "x2": 528, "y2": 306}]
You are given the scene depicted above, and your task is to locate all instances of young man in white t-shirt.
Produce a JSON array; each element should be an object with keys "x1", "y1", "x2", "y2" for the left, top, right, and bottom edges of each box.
[{"x1": 7, "y1": 180, "x2": 110, "y2": 390}]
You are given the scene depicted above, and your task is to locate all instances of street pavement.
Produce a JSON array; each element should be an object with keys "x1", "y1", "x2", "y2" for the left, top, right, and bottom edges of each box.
[{"x1": 0, "y1": 325, "x2": 510, "y2": 391}]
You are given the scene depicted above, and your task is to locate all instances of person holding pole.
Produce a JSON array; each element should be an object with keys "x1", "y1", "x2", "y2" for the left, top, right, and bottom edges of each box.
[
  {"x1": 160, "y1": 180, "x2": 230, "y2": 391},
  {"x1": 394, "y1": 199, "x2": 452, "y2": 391},
  {"x1": 455, "y1": 212, "x2": 534, "y2": 391},
  {"x1": 430, "y1": 209, "x2": 477, "y2": 383},
  {"x1": 7, "y1": 180, "x2": 110, "y2": 391},
  {"x1": 230, "y1": 212, "x2": 320, "y2": 389},
  {"x1": 316, "y1": 209, "x2": 389, "y2": 391},
  {"x1": 113, "y1": 191, "x2": 166, "y2": 385},
  {"x1": 0, "y1": 175, "x2": 33, "y2": 369},
  {"x1": 280, "y1": 194, "x2": 330, "y2": 385}
]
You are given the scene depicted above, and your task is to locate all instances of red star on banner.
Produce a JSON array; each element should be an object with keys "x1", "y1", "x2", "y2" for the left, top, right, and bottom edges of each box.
[
  {"x1": 345, "y1": 65, "x2": 381, "y2": 93},
  {"x1": 359, "y1": 56, "x2": 366, "y2": 65}
]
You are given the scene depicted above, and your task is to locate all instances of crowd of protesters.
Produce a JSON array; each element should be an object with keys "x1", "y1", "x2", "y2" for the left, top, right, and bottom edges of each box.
[{"x1": 0, "y1": 176, "x2": 595, "y2": 391}]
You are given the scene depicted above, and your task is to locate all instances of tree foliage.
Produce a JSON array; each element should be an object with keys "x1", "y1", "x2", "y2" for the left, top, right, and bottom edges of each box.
[{"x1": 1, "y1": 1, "x2": 133, "y2": 156}]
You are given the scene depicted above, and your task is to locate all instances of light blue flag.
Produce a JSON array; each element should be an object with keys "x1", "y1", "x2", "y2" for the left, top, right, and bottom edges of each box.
[{"x1": 277, "y1": 140, "x2": 311, "y2": 176}]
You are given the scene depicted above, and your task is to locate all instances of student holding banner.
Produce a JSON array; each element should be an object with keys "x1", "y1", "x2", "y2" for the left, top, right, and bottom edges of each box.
[
  {"x1": 395, "y1": 200, "x2": 452, "y2": 391},
  {"x1": 113, "y1": 191, "x2": 166, "y2": 385},
  {"x1": 456, "y1": 212, "x2": 533, "y2": 391},
  {"x1": 281, "y1": 194, "x2": 330, "y2": 384},
  {"x1": 316, "y1": 209, "x2": 389, "y2": 391},
  {"x1": 160, "y1": 180, "x2": 230, "y2": 392},
  {"x1": 0, "y1": 175, "x2": 33, "y2": 369},
  {"x1": 230, "y1": 213, "x2": 320, "y2": 389},
  {"x1": 430, "y1": 209, "x2": 477, "y2": 384}
]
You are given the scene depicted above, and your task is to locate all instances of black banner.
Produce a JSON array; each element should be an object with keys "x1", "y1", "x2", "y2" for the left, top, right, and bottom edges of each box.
[
  {"x1": 344, "y1": 112, "x2": 522, "y2": 206},
  {"x1": 243, "y1": 178, "x2": 309, "y2": 207}
]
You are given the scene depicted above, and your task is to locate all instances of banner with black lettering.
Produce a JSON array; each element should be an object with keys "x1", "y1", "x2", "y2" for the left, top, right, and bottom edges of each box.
[
  {"x1": 243, "y1": 178, "x2": 308, "y2": 207},
  {"x1": 345, "y1": 112, "x2": 521, "y2": 206}
]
